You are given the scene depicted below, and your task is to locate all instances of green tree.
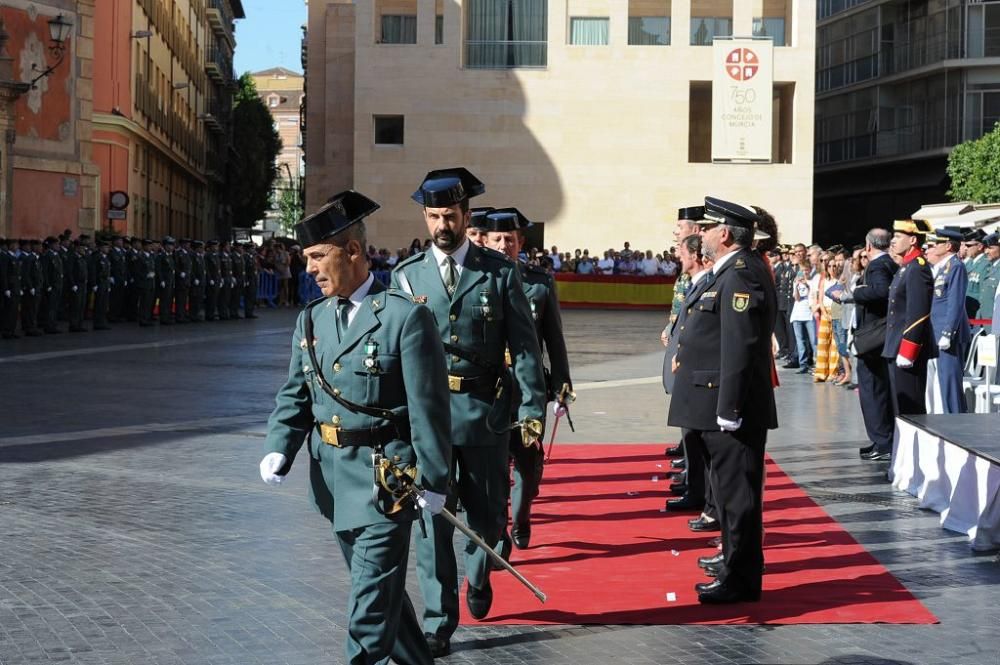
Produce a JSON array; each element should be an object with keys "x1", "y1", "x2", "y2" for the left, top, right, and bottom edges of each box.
[
  {"x1": 947, "y1": 121, "x2": 1000, "y2": 203},
  {"x1": 225, "y1": 73, "x2": 281, "y2": 228},
  {"x1": 275, "y1": 179, "x2": 303, "y2": 235}
]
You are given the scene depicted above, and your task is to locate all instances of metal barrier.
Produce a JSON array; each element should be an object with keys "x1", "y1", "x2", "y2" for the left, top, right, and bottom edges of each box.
[
  {"x1": 299, "y1": 271, "x2": 324, "y2": 304},
  {"x1": 257, "y1": 272, "x2": 279, "y2": 308}
]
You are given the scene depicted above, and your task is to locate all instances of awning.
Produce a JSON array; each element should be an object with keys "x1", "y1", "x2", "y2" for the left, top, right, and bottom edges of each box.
[
  {"x1": 912, "y1": 202, "x2": 974, "y2": 219},
  {"x1": 924, "y1": 207, "x2": 1000, "y2": 228}
]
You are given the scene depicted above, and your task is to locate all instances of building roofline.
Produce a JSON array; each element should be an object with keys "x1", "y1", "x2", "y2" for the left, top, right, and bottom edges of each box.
[{"x1": 231, "y1": 0, "x2": 246, "y2": 19}]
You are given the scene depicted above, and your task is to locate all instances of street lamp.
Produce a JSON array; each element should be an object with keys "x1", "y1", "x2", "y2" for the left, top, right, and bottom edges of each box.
[{"x1": 28, "y1": 13, "x2": 73, "y2": 89}]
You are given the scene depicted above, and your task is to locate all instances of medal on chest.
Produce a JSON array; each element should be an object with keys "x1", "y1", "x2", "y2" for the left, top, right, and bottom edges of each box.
[
  {"x1": 363, "y1": 338, "x2": 380, "y2": 374},
  {"x1": 479, "y1": 289, "x2": 493, "y2": 320},
  {"x1": 529, "y1": 299, "x2": 538, "y2": 321}
]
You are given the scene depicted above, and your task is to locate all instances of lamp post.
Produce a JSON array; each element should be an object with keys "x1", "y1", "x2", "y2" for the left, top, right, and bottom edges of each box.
[
  {"x1": 28, "y1": 13, "x2": 74, "y2": 89},
  {"x1": 0, "y1": 17, "x2": 33, "y2": 236}
]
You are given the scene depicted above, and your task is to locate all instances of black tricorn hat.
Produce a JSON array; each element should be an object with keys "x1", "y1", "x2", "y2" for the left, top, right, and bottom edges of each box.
[
  {"x1": 677, "y1": 206, "x2": 705, "y2": 221},
  {"x1": 963, "y1": 228, "x2": 986, "y2": 243},
  {"x1": 486, "y1": 207, "x2": 532, "y2": 233},
  {"x1": 411, "y1": 167, "x2": 485, "y2": 207},
  {"x1": 699, "y1": 197, "x2": 761, "y2": 231},
  {"x1": 469, "y1": 206, "x2": 495, "y2": 231},
  {"x1": 294, "y1": 190, "x2": 380, "y2": 247}
]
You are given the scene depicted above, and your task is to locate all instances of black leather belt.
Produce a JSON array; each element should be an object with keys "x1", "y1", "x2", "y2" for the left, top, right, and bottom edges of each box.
[
  {"x1": 447, "y1": 374, "x2": 498, "y2": 394},
  {"x1": 319, "y1": 423, "x2": 410, "y2": 448}
]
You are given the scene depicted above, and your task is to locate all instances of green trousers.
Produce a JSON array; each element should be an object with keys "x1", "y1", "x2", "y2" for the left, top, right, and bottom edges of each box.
[
  {"x1": 335, "y1": 521, "x2": 432, "y2": 665},
  {"x1": 415, "y1": 443, "x2": 508, "y2": 638}
]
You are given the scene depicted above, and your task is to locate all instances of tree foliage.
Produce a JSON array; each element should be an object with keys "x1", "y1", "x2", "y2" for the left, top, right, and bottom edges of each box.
[
  {"x1": 225, "y1": 73, "x2": 281, "y2": 228},
  {"x1": 947, "y1": 121, "x2": 1000, "y2": 203},
  {"x1": 275, "y1": 180, "x2": 303, "y2": 235}
]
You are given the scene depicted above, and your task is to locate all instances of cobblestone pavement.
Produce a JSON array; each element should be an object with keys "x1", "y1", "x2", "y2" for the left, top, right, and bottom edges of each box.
[{"x1": 1, "y1": 309, "x2": 998, "y2": 665}]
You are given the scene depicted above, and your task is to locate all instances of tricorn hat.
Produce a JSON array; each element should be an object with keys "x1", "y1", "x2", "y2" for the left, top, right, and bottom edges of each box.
[
  {"x1": 411, "y1": 167, "x2": 485, "y2": 207},
  {"x1": 294, "y1": 190, "x2": 380, "y2": 247}
]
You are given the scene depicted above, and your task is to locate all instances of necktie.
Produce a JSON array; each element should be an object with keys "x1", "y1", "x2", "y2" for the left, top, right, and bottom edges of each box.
[
  {"x1": 336, "y1": 298, "x2": 351, "y2": 342},
  {"x1": 444, "y1": 256, "x2": 458, "y2": 295}
]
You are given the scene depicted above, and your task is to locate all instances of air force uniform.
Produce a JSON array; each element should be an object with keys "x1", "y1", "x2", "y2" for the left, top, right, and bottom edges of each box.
[{"x1": 926, "y1": 228, "x2": 971, "y2": 414}]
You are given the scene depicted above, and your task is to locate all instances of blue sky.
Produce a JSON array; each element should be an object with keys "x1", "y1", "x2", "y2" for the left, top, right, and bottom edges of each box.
[{"x1": 234, "y1": 0, "x2": 307, "y2": 76}]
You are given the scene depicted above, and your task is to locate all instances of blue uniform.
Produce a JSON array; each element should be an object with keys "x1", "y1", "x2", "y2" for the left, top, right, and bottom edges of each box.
[{"x1": 929, "y1": 254, "x2": 971, "y2": 413}]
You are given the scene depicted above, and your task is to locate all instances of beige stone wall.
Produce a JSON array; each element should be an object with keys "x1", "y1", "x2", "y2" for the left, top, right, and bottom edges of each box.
[{"x1": 307, "y1": 0, "x2": 815, "y2": 252}]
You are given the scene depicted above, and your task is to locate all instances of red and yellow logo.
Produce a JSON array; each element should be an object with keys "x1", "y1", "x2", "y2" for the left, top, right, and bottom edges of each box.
[{"x1": 725, "y1": 48, "x2": 759, "y2": 81}]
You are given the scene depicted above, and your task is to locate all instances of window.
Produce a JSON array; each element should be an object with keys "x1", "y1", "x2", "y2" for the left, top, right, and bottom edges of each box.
[
  {"x1": 569, "y1": 17, "x2": 609, "y2": 45},
  {"x1": 690, "y1": 1, "x2": 732, "y2": 45},
  {"x1": 465, "y1": 0, "x2": 548, "y2": 69},
  {"x1": 628, "y1": 1, "x2": 670, "y2": 46},
  {"x1": 688, "y1": 82, "x2": 712, "y2": 163},
  {"x1": 436, "y1": 15, "x2": 444, "y2": 44},
  {"x1": 374, "y1": 115, "x2": 404, "y2": 145},
  {"x1": 752, "y1": 0, "x2": 790, "y2": 47},
  {"x1": 381, "y1": 15, "x2": 417, "y2": 44}
]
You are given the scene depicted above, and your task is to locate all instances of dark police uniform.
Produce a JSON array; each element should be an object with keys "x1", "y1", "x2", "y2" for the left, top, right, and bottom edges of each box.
[
  {"x1": 242, "y1": 243, "x2": 259, "y2": 318},
  {"x1": 204, "y1": 240, "x2": 220, "y2": 320},
  {"x1": 882, "y1": 220, "x2": 935, "y2": 421},
  {"x1": 40, "y1": 238, "x2": 64, "y2": 333},
  {"x1": 174, "y1": 241, "x2": 193, "y2": 323},
  {"x1": 1, "y1": 243, "x2": 21, "y2": 338},
  {"x1": 392, "y1": 168, "x2": 545, "y2": 645},
  {"x1": 773, "y1": 254, "x2": 796, "y2": 360},
  {"x1": 20, "y1": 242, "x2": 44, "y2": 336},
  {"x1": 109, "y1": 239, "x2": 128, "y2": 322},
  {"x1": 667, "y1": 197, "x2": 777, "y2": 604},
  {"x1": 263, "y1": 190, "x2": 451, "y2": 665},
  {"x1": 67, "y1": 244, "x2": 89, "y2": 332},
  {"x1": 90, "y1": 243, "x2": 112, "y2": 330},
  {"x1": 217, "y1": 242, "x2": 233, "y2": 320},
  {"x1": 156, "y1": 238, "x2": 177, "y2": 324},
  {"x1": 230, "y1": 245, "x2": 246, "y2": 318},
  {"x1": 189, "y1": 241, "x2": 207, "y2": 322},
  {"x1": 137, "y1": 241, "x2": 157, "y2": 326},
  {"x1": 927, "y1": 229, "x2": 971, "y2": 414}
]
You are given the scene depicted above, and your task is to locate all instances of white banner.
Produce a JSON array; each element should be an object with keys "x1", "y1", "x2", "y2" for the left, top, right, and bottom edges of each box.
[{"x1": 712, "y1": 38, "x2": 773, "y2": 162}]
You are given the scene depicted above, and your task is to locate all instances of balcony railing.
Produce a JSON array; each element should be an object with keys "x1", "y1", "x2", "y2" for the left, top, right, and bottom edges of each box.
[
  {"x1": 205, "y1": 45, "x2": 234, "y2": 85},
  {"x1": 464, "y1": 41, "x2": 547, "y2": 69},
  {"x1": 816, "y1": 117, "x2": 960, "y2": 166},
  {"x1": 206, "y1": 0, "x2": 236, "y2": 45}
]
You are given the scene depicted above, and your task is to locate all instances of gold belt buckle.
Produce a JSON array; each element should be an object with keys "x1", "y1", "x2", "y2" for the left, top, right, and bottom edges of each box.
[
  {"x1": 320, "y1": 423, "x2": 342, "y2": 447},
  {"x1": 448, "y1": 375, "x2": 462, "y2": 392}
]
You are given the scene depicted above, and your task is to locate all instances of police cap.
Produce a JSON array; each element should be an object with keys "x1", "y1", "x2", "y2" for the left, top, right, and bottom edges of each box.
[
  {"x1": 141, "y1": 238, "x2": 153, "y2": 247},
  {"x1": 699, "y1": 197, "x2": 761, "y2": 231},
  {"x1": 469, "y1": 206, "x2": 495, "y2": 231},
  {"x1": 929, "y1": 227, "x2": 964, "y2": 243},
  {"x1": 192, "y1": 240, "x2": 204, "y2": 248},
  {"x1": 411, "y1": 167, "x2": 485, "y2": 207},
  {"x1": 162, "y1": 235, "x2": 176, "y2": 245},
  {"x1": 486, "y1": 207, "x2": 532, "y2": 233},
  {"x1": 294, "y1": 190, "x2": 380, "y2": 248},
  {"x1": 984, "y1": 232, "x2": 999, "y2": 247},
  {"x1": 206, "y1": 239, "x2": 219, "y2": 247}
]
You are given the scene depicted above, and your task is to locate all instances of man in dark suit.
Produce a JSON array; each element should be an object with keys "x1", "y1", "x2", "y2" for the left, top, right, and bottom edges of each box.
[
  {"x1": 843, "y1": 228, "x2": 898, "y2": 461},
  {"x1": 668, "y1": 197, "x2": 778, "y2": 604},
  {"x1": 881, "y1": 219, "x2": 935, "y2": 433},
  {"x1": 773, "y1": 247, "x2": 795, "y2": 361}
]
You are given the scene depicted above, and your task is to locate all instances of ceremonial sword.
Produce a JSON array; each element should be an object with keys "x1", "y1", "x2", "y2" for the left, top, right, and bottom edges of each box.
[{"x1": 545, "y1": 383, "x2": 576, "y2": 461}]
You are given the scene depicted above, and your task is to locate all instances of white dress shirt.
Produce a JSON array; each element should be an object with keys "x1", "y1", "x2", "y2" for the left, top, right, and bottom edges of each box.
[
  {"x1": 430, "y1": 238, "x2": 470, "y2": 285},
  {"x1": 341, "y1": 272, "x2": 375, "y2": 328}
]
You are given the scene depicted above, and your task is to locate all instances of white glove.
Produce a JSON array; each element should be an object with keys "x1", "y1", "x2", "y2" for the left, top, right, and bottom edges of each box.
[
  {"x1": 147, "y1": 272, "x2": 155, "y2": 278},
  {"x1": 259, "y1": 452, "x2": 288, "y2": 485},
  {"x1": 109, "y1": 277, "x2": 115, "y2": 285},
  {"x1": 895, "y1": 354, "x2": 914, "y2": 369},
  {"x1": 194, "y1": 279, "x2": 200, "y2": 286},
  {"x1": 47, "y1": 287, "x2": 52, "y2": 292},
  {"x1": 29, "y1": 288, "x2": 35, "y2": 296},
  {"x1": 71, "y1": 285, "x2": 78, "y2": 293},
  {"x1": 717, "y1": 416, "x2": 742, "y2": 432},
  {"x1": 3, "y1": 290, "x2": 9, "y2": 297},
  {"x1": 937, "y1": 335, "x2": 951, "y2": 350},
  {"x1": 180, "y1": 272, "x2": 186, "y2": 278},
  {"x1": 416, "y1": 489, "x2": 447, "y2": 515},
  {"x1": 160, "y1": 281, "x2": 165, "y2": 288},
  {"x1": 209, "y1": 280, "x2": 215, "y2": 286},
  {"x1": 92, "y1": 286, "x2": 98, "y2": 293},
  {"x1": 552, "y1": 402, "x2": 568, "y2": 418}
]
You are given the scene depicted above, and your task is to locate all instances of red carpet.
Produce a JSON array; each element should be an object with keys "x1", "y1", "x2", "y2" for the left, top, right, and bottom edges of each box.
[{"x1": 459, "y1": 444, "x2": 938, "y2": 625}]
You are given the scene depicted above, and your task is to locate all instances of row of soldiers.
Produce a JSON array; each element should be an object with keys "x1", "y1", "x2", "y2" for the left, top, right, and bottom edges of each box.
[
  {"x1": 0, "y1": 233, "x2": 260, "y2": 338},
  {"x1": 960, "y1": 228, "x2": 1000, "y2": 324}
]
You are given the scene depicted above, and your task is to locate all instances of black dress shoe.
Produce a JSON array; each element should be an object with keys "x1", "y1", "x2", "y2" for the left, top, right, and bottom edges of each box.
[
  {"x1": 466, "y1": 580, "x2": 493, "y2": 620},
  {"x1": 703, "y1": 561, "x2": 723, "y2": 577},
  {"x1": 861, "y1": 450, "x2": 892, "y2": 462},
  {"x1": 708, "y1": 535, "x2": 722, "y2": 547},
  {"x1": 511, "y1": 525, "x2": 530, "y2": 549},
  {"x1": 425, "y1": 633, "x2": 450, "y2": 658},
  {"x1": 688, "y1": 516, "x2": 721, "y2": 532},
  {"x1": 782, "y1": 361, "x2": 800, "y2": 369},
  {"x1": 670, "y1": 458, "x2": 686, "y2": 470},
  {"x1": 669, "y1": 482, "x2": 688, "y2": 496},
  {"x1": 666, "y1": 494, "x2": 704, "y2": 511},
  {"x1": 698, "y1": 581, "x2": 760, "y2": 604},
  {"x1": 695, "y1": 578, "x2": 721, "y2": 593},
  {"x1": 698, "y1": 552, "x2": 725, "y2": 568},
  {"x1": 664, "y1": 444, "x2": 684, "y2": 458},
  {"x1": 859, "y1": 443, "x2": 875, "y2": 457}
]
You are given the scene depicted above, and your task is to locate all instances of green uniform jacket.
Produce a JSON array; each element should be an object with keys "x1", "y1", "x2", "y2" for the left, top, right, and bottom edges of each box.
[
  {"x1": 231, "y1": 251, "x2": 246, "y2": 287},
  {"x1": 42, "y1": 250, "x2": 62, "y2": 293},
  {"x1": 967, "y1": 254, "x2": 989, "y2": 317},
  {"x1": 175, "y1": 248, "x2": 192, "y2": 287},
  {"x1": 391, "y1": 243, "x2": 546, "y2": 446},
  {"x1": 156, "y1": 251, "x2": 175, "y2": 289},
  {"x1": 136, "y1": 252, "x2": 156, "y2": 289},
  {"x1": 264, "y1": 279, "x2": 452, "y2": 531},
  {"x1": 980, "y1": 258, "x2": 1000, "y2": 321},
  {"x1": 21, "y1": 252, "x2": 43, "y2": 294},
  {"x1": 191, "y1": 251, "x2": 206, "y2": 287},
  {"x1": 520, "y1": 263, "x2": 571, "y2": 395},
  {"x1": 205, "y1": 252, "x2": 220, "y2": 286}
]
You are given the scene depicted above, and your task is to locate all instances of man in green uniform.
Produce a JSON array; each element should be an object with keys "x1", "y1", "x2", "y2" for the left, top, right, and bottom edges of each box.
[
  {"x1": 40, "y1": 237, "x2": 63, "y2": 334},
  {"x1": 484, "y1": 207, "x2": 571, "y2": 551},
  {"x1": 189, "y1": 240, "x2": 206, "y2": 322},
  {"x1": 980, "y1": 233, "x2": 999, "y2": 329},
  {"x1": 392, "y1": 168, "x2": 546, "y2": 655},
  {"x1": 217, "y1": 240, "x2": 233, "y2": 320},
  {"x1": 964, "y1": 229, "x2": 989, "y2": 318},
  {"x1": 242, "y1": 242, "x2": 259, "y2": 319},
  {"x1": 20, "y1": 239, "x2": 44, "y2": 336},
  {"x1": 230, "y1": 241, "x2": 246, "y2": 318},
  {"x1": 259, "y1": 190, "x2": 451, "y2": 665},
  {"x1": 90, "y1": 241, "x2": 112, "y2": 330},
  {"x1": 109, "y1": 235, "x2": 128, "y2": 322},
  {"x1": 137, "y1": 239, "x2": 157, "y2": 326},
  {"x1": 204, "y1": 240, "x2": 220, "y2": 321},
  {"x1": 156, "y1": 237, "x2": 176, "y2": 325},
  {"x1": 67, "y1": 240, "x2": 89, "y2": 332},
  {"x1": 174, "y1": 238, "x2": 193, "y2": 323}
]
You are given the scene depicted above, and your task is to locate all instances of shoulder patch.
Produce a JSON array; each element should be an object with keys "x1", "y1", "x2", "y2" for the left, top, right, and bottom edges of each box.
[
  {"x1": 734, "y1": 258, "x2": 747, "y2": 269},
  {"x1": 732, "y1": 292, "x2": 750, "y2": 312}
]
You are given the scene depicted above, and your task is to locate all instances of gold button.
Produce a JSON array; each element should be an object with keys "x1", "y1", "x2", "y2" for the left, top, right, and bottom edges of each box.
[
  {"x1": 331, "y1": 415, "x2": 341, "y2": 426},
  {"x1": 452, "y1": 355, "x2": 460, "y2": 363},
  {"x1": 449, "y1": 314, "x2": 457, "y2": 321},
  {"x1": 680, "y1": 326, "x2": 685, "y2": 331},
  {"x1": 333, "y1": 362, "x2": 342, "y2": 372},
  {"x1": 451, "y1": 335, "x2": 459, "y2": 342},
  {"x1": 333, "y1": 388, "x2": 341, "y2": 396},
  {"x1": 707, "y1": 382, "x2": 713, "y2": 388},
  {"x1": 393, "y1": 455, "x2": 401, "y2": 462}
]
